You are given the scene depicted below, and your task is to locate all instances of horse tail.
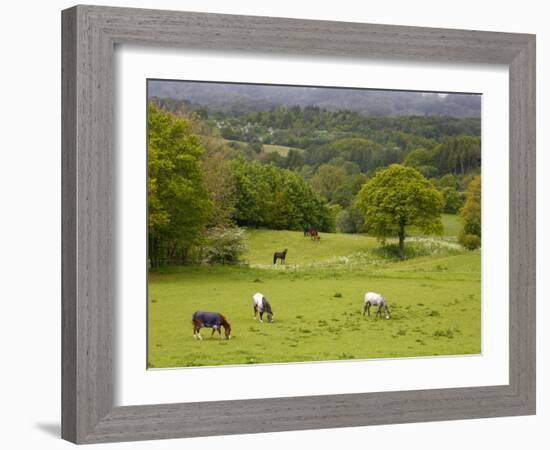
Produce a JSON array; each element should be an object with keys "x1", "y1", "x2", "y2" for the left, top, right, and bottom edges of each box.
[{"x1": 273, "y1": 253, "x2": 277, "y2": 264}]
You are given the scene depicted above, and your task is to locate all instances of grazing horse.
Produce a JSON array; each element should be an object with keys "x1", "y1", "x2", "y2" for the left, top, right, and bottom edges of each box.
[
  {"x1": 304, "y1": 227, "x2": 318, "y2": 239},
  {"x1": 252, "y1": 292, "x2": 274, "y2": 323},
  {"x1": 363, "y1": 292, "x2": 391, "y2": 319},
  {"x1": 273, "y1": 248, "x2": 288, "y2": 264},
  {"x1": 192, "y1": 311, "x2": 231, "y2": 340}
]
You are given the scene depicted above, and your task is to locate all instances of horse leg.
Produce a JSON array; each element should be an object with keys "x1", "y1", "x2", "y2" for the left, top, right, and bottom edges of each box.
[
  {"x1": 363, "y1": 303, "x2": 368, "y2": 317},
  {"x1": 253, "y1": 305, "x2": 258, "y2": 320},
  {"x1": 384, "y1": 304, "x2": 391, "y2": 319},
  {"x1": 193, "y1": 323, "x2": 202, "y2": 340},
  {"x1": 367, "y1": 302, "x2": 371, "y2": 317},
  {"x1": 377, "y1": 306, "x2": 382, "y2": 318},
  {"x1": 259, "y1": 311, "x2": 264, "y2": 323}
]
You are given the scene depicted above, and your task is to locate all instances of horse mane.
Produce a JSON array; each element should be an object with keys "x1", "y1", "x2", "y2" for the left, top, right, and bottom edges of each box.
[{"x1": 219, "y1": 314, "x2": 231, "y2": 329}]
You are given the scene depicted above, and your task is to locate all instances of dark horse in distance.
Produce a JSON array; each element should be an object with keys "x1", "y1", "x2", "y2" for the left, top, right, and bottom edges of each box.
[{"x1": 273, "y1": 248, "x2": 288, "y2": 264}]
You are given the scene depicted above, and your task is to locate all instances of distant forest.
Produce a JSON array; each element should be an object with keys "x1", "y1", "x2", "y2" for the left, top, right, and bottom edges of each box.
[{"x1": 152, "y1": 96, "x2": 480, "y2": 177}]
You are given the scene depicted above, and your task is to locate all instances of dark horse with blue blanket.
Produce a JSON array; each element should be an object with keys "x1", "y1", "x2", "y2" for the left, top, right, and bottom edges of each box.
[{"x1": 192, "y1": 311, "x2": 231, "y2": 340}]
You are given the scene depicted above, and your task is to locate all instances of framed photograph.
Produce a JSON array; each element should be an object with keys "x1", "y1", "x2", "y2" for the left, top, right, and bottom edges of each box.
[{"x1": 62, "y1": 5, "x2": 536, "y2": 444}]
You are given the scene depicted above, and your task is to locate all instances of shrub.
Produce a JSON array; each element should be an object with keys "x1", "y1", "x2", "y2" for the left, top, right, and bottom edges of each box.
[
  {"x1": 459, "y1": 176, "x2": 481, "y2": 238},
  {"x1": 203, "y1": 226, "x2": 248, "y2": 264},
  {"x1": 459, "y1": 233, "x2": 481, "y2": 250},
  {"x1": 374, "y1": 237, "x2": 462, "y2": 259},
  {"x1": 440, "y1": 186, "x2": 464, "y2": 213},
  {"x1": 336, "y1": 207, "x2": 366, "y2": 234}
]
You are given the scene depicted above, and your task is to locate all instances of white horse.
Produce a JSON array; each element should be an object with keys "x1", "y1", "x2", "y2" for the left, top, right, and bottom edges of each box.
[
  {"x1": 252, "y1": 292, "x2": 274, "y2": 323},
  {"x1": 363, "y1": 292, "x2": 391, "y2": 319}
]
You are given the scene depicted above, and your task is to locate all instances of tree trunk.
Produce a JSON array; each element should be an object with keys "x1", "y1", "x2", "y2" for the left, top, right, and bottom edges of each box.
[{"x1": 398, "y1": 225, "x2": 405, "y2": 259}]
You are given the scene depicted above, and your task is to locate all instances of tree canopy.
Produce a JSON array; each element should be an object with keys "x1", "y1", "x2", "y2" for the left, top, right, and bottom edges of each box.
[
  {"x1": 356, "y1": 164, "x2": 444, "y2": 258},
  {"x1": 147, "y1": 97, "x2": 481, "y2": 267},
  {"x1": 459, "y1": 176, "x2": 481, "y2": 249},
  {"x1": 231, "y1": 159, "x2": 334, "y2": 231},
  {"x1": 147, "y1": 102, "x2": 212, "y2": 265}
]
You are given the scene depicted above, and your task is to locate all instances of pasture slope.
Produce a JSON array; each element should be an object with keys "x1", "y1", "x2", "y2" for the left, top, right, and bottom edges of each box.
[{"x1": 148, "y1": 215, "x2": 481, "y2": 368}]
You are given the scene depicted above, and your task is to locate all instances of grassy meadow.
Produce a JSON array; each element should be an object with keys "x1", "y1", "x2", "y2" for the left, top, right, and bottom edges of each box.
[{"x1": 148, "y1": 214, "x2": 481, "y2": 368}]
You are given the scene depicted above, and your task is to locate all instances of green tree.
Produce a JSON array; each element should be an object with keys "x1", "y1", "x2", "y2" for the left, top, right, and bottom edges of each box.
[
  {"x1": 356, "y1": 164, "x2": 444, "y2": 258},
  {"x1": 336, "y1": 206, "x2": 366, "y2": 234},
  {"x1": 311, "y1": 164, "x2": 349, "y2": 205},
  {"x1": 201, "y1": 153, "x2": 237, "y2": 228},
  {"x1": 231, "y1": 159, "x2": 334, "y2": 231},
  {"x1": 285, "y1": 149, "x2": 305, "y2": 170},
  {"x1": 439, "y1": 173, "x2": 458, "y2": 189},
  {"x1": 147, "y1": 103, "x2": 212, "y2": 266},
  {"x1": 403, "y1": 148, "x2": 434, "y2": 168},
  {"x1": 433, "y1": 135, "x2": 481, "y2": 175},
  {"x1": 459, "y1": 176, "x2": 481, "y2": 248},
  {"x1": 247, "y1": 141, "x2": 263, "y2": 154},
  {"x1": 440, "y1": 186, "x2": 464, "y2": 213}
]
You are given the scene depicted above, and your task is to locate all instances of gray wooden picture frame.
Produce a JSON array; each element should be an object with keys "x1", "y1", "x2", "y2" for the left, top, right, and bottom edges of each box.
[{"x1": 61, "y1": 4, "x2": 536, "y2": 444}]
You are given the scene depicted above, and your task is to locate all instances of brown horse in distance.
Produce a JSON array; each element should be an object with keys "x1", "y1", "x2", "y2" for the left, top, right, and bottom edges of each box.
[{"x1": 273, "y1": 248, "x2": 288, "y2": 264}]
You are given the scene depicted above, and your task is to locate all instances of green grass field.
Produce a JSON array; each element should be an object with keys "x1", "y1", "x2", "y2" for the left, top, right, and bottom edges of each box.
[
  {"x1": 200, "y1": 136, "x2": 303, "y2": 157},
  {"x1": 148, "y1": 214, "x2": 480, "y2": 368},
  {"x1": 262, "y1": 143, "x2": 303, "y2": 156}
]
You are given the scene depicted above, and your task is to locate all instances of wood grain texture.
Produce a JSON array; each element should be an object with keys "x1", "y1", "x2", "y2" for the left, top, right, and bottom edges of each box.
[
  {"x1": 61, "y1": 7, "x2": 77, "y2": 443},
  {"x1": 61, "y1": 4, "x2": 536, "y2": 444}
]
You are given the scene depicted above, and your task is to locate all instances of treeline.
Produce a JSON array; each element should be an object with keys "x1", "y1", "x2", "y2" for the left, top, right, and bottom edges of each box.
[
  {"x1": 403, "y1": 135, "x2": 481, "y2": 177},
  {"x1": 232, "y1": 106, "x2": 480, "y2": 147},
  {"x1": 274, "y1": 137, "x2": 478, "y2": 216},
  {"x1": 231, "y1": 159, "x2": 334, "y2": 231},
  {"x1": 147, "y1": 103, "x2": 333, "y2": 266},
  {"x1": 148, "y1": 100, "x2": 482, "y2": 266},
  {"x1": 151, "y1": 98, "x2": 480, "y2": 150},
  {"x1": 151, "y1": 98, "x2": 481, "y2": 179},
  {"x1": 272, "y1": 134, "x2": 480, "y2": 177}
]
